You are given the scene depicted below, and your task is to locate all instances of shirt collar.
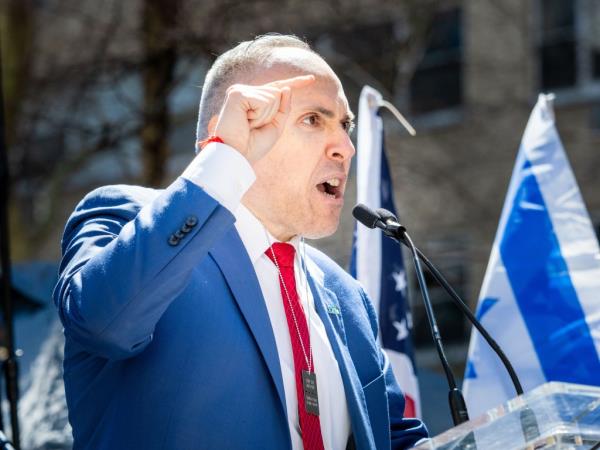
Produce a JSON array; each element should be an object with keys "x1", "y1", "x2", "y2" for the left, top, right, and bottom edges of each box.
[{"x1": 234, "y1": 203, "x2": 300, "y2": 264}]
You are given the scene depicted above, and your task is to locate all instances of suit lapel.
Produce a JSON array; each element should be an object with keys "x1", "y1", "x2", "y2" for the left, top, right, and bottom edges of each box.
[
  {"x1": 209, "y1": 229, "x2": 287, "y2": 421},
  {"x1": 306, "y1": 267, "x2": 377, "y2": 450}
]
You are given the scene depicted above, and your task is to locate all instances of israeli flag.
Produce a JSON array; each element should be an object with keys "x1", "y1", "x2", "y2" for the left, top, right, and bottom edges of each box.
[
  {"x1": 463, "y1": 94, "x2": 600, "y2": 417},
  {"x1": 350, "y1": 86, "x2": 420, "y2": 417}
]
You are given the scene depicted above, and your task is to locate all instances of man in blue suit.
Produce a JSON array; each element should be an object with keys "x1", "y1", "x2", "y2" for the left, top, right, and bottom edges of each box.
[{"x1": 54, "y1": 34, "x2": 428, "y2": 449}]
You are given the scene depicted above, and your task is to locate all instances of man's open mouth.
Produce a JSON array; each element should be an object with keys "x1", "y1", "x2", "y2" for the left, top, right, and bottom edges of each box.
[{"x1": 316, "y1": 178, "x2": 343, "y2": 199}]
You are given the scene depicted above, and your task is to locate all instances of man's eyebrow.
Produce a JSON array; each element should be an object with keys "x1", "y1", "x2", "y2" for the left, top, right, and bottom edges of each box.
[{"x1": 307, "y1": 106, "x2": 355, "y2": 122}]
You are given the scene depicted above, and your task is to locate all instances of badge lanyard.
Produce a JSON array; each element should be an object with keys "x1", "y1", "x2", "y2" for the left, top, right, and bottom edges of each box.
[{"x1": 265, "y1": 231, "x2": 320, "y2": 416}]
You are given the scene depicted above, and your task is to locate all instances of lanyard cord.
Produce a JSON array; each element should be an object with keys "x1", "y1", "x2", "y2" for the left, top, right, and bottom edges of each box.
[{"x1": 265, "y1": 230, "x2": 314, "y2": 372}]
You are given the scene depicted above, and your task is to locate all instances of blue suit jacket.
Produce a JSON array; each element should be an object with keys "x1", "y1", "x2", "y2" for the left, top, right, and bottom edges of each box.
[{"x1": 54, "y1": 178, "x2": 427, "y2": 449}]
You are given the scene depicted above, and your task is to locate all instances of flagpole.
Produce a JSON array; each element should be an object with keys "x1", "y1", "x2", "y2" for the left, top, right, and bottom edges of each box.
[
  {"x1": 0, "y1": 30, "x2": 21, "y2": 450},
  {"x1": 377, "y1": 100, "x2": 416, "y2": 136}
]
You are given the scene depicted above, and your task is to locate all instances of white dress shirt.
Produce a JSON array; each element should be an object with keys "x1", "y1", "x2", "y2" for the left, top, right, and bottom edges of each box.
[{"x1": 182, "y1": 142, "x2": 351, "y2": 450}]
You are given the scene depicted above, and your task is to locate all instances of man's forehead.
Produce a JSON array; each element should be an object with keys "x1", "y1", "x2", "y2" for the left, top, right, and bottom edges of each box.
[
  {"x1": 248, "y1": 48, "x2": 351, "y2": 116},
  {"x1": 293, "y1": 92, "x2": 353, "y2": 120},
  {"x1": 245, "y1": 47, "x2": 337, "y2": 86},
  {"x1": 264, "y1": 47, "x2": 333, "y2": 75}
]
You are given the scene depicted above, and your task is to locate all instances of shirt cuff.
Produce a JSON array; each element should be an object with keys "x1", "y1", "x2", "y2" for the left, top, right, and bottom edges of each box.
[{"x1": 181, "y1": 142, "x2": 256, "y2": 213}]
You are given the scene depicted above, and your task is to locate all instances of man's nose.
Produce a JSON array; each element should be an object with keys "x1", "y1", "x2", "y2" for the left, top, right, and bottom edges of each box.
[{"x1": 326, "y1": 133, "x2": 355, "y2": 163}]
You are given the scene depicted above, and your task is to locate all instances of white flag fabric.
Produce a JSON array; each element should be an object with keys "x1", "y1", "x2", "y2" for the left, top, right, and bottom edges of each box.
[
  {"x1": 463, "y1": 94, "x2": 600, "y2": 418},
  {"x1": 350, "y1": 86, "x2": 421, "y2": 417}
]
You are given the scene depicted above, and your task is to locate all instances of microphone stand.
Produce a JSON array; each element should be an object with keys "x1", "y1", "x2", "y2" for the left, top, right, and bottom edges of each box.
[
  {"x1": 0, "y1": 33, "x2": 21, "y2": 450},
  {"x1": 395, "y1": 229, "x2": 470, "y2": 425},
  {"x1": 408, "y1": 246, "x2": 523, "y2": 395},
  {"x1": 353, "y1": 203, "x2": 470, "y2": 424},
  {"x1": 354, "y1": 201, "x2": 534, "y2": 443},
  {"x1": 385, "y1": 237, "x2": 524, "y2": 397},
  {"x1": 412, "y1": 244, "x2": 539, "y2": 443},
  {"x1": 374, "y1": 208, "x2": 524, "y2": 397},
  {"x1": 379, "y1": 211, "x2": 538, "y2": 446}
]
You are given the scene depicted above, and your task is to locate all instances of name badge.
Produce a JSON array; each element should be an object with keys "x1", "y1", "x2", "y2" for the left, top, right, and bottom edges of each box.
[{"x1": 302, "y1": 370, "x2": 320, "y2": 416}]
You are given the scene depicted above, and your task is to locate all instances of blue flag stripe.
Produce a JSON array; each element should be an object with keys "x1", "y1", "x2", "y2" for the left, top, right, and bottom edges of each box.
[{"x1": 500, "y1": 159, "x2": 600, "y2": 384}]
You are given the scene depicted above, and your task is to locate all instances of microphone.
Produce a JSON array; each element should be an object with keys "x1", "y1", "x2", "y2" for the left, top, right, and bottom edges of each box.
[
  {"x1": 352, "y1": 204, "x2": 387, "y2": 231},
  {"x1": 375, "y1": 207, "x2": 398, "y2": 224},
  {"x1": 375, "y1": 208, "x2": 407, "y2": 237},
  {"x1": 352, "y1": 204, "x2": 407, "y2": 238},
  {"x1": 353, "y1": 203, "x2": 470, "y2": 425}
]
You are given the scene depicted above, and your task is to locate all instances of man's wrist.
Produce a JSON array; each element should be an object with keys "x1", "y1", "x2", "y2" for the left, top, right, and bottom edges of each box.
[
  {"x1": 197, "y1": 135, "x2": 224, "y2": 149},
  {"x1": 182, "y1": 142, "x2": 256, "y2": 212}
]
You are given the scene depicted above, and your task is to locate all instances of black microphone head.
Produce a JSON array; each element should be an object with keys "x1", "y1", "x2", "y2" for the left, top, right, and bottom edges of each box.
[
  {"x1": 375, "y1": 208, "x2": 398, "y2": 222},
  {"x1": 352, "y1": 203, "x2": 381, "y2": 229},
  {"x1": 375, "y1": 207, "x2": 407, "y2": 237}
]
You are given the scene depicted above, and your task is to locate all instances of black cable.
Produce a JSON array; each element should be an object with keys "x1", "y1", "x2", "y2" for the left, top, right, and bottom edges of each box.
[
  {"x1": 404, "y1": 233, "x2": 457, "y2": 389},
  {"x1": 403, "y1": 232, "x2": 470, "y2": 425},
  {"x1": 0, "y1": 30, "x2": 21, "y2": 450},
  {"x1": 412, "y1": 246, "x2": 524, "y2": 396}
]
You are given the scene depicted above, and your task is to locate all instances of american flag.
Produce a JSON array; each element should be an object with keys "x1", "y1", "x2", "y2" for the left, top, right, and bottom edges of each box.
[{"x1": 349, "y1": 86, "x2": 420, "y2": 417}]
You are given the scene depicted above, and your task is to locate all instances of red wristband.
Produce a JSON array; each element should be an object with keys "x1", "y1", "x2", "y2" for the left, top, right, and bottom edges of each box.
[{"x1": 198, "y1": 135, "x2": 224, "y2": 149}]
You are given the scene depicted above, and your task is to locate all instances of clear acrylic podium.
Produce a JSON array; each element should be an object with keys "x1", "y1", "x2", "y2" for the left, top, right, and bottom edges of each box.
[{"x1": 414, "y1": 382, "x2": 600, "y2": 449}]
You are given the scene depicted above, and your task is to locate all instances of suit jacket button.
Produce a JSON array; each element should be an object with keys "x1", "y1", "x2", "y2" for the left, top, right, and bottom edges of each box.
[
  {"x1": 185, "y1": 216, "x2": 198, "y2": 227},
  {"x1": 174, "y1": 230, "x2": 185, "y2": 240},
  {"x1": 181, "y1": 223, "x2": 193, "y2": 233},
  {"x1": 168, "y1": 235, "x2": 180, "y2": 246}
]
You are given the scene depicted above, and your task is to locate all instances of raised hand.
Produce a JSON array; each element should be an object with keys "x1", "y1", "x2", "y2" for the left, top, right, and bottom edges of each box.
[{"x1": 213, "y1": 75, "x2": 315, "y2": 164}]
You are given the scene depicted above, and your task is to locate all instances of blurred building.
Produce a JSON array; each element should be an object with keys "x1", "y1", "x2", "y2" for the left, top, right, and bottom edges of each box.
[
  {"x1": 11, "y1": 0, "x2": 600, "y2": 386},
  {"x1": 315, "y1": 0, "x2": 600, "y2": 376}
]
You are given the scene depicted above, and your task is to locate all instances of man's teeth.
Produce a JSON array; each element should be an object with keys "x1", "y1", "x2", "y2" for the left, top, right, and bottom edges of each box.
[{"x1": 326, "y1": 178, "x2": 340, "y2": 187}]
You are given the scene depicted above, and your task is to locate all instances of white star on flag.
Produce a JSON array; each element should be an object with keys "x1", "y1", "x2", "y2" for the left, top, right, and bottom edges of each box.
[
  {"x1": 393, "y1": 319, "x2": 409, "y2": 341},
  {"x1": 392, "y1": 270, "x2": 407, "y2": 293}
]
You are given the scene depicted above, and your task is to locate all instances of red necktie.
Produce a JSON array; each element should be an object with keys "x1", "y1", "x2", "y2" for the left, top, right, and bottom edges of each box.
[{"x1": 266, "y1": 243, "x2": 325, "y2": 450}]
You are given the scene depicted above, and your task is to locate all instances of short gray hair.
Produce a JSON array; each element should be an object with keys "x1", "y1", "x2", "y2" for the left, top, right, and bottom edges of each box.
[{"x1": 196, "y1": 34, "x2": 315, "y2": 144}]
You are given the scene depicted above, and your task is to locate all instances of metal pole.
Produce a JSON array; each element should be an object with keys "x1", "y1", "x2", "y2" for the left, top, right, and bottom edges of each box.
[{"x1": 0, "y1": 27, "x2": 21, "y2": 450}]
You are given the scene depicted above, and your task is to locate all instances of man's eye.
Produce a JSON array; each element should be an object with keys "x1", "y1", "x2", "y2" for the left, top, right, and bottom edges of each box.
[
  {"x1": 302, "y1": 114, "x2": 320, "y2": 126},
  {"x1": 343, "y1": 120, "x2": 355, "y2": 134}
]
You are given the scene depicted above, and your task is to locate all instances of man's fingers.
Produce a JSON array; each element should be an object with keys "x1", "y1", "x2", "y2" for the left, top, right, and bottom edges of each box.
[
  {"x1": 249, "y1": 91, "x2": 280, "y2": 129},
  {"x1": 266, "y1": 74, "x2": 315, "y2": 89},
  {"x1": 250, "y1": 100, "x2": 277, "y2": 129},
  {"x1": 278, "y1": 87, "x2": 292, "y2": 115},
  {"x1": 218, "y1": 76, "x2": 312, "y2": 150}
]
